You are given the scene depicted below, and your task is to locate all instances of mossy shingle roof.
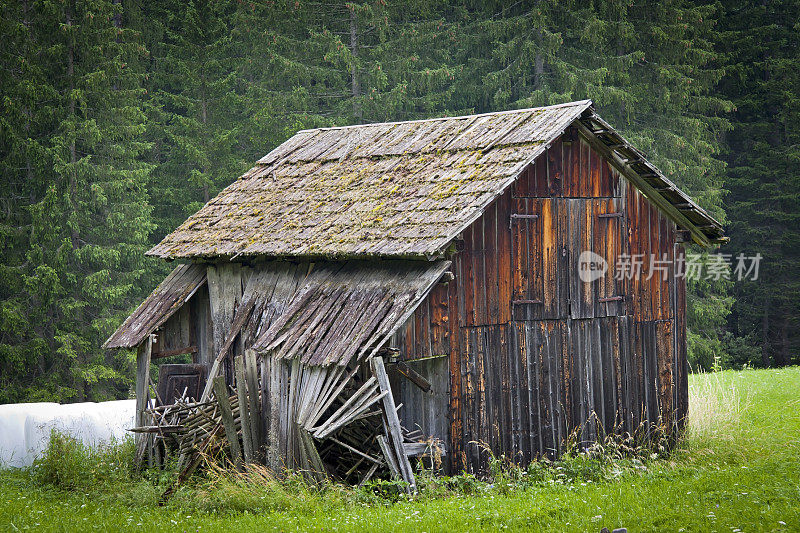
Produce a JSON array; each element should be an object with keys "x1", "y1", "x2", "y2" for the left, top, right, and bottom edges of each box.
[
  {"x1": 147, "y1": 99, "x2": 724, "y2": 259},
  {"x1": 148, "y1": 101, "x2": 593, "y2": 259}
]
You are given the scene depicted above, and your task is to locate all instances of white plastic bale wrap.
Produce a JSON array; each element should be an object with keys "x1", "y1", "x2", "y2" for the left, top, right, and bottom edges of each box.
[{"x1": 0, "y1": 400, "x2": 135, "y2": 468}]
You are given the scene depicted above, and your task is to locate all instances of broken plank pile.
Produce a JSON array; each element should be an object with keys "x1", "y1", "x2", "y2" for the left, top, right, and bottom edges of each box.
[
  {"x1": 131, "y1": 351, "x2": 262, "y2": 476},
  {"x1": 130, "y1": 352, "x2": 442, "y2": 495}
]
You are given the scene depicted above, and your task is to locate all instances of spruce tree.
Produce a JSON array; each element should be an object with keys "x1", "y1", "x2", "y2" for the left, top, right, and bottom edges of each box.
[
  {"x1": 142, "y1": 0, "x2": 249, "y2": 241},
  {"x1": 718, "y1": 0, "x2": 800, "y2": 367},
  {"x1": 0, "y1": 0, "x2": 153, "y2": 402}
]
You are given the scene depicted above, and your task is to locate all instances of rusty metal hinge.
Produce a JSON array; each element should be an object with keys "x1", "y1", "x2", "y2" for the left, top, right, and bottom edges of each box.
[{"x1": 510, "y1": 213, "x2": 539, "y2": 228}]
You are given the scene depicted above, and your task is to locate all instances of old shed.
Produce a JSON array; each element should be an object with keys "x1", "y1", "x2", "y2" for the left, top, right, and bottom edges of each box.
[{"x1": 106, "y1": 100, "x2": 724, "y2": 482}]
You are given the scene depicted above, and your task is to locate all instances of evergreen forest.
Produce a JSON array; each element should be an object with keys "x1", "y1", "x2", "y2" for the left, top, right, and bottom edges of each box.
[{"x1": 1, "y1": 0, "x2": 797, "y2": 403}]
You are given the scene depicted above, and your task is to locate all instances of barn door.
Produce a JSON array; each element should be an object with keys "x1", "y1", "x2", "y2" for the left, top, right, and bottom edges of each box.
[
  {"x1": 156, "y1": 364, "x2": 208, "y2": 405},
  {"x1": 511, "y1": 198, "x2": 568, "y2": 320},
  {"x1": 568, "y1": 198, "x2": 625, "y2": 319}
]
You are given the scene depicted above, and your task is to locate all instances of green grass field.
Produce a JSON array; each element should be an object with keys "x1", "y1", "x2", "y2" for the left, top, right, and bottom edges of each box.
[{"x1": 2, "y1": 367, "x2": 799, "y2": 532}]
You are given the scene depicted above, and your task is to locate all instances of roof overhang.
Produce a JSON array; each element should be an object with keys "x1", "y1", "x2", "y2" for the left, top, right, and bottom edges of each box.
[{"x1": 573, "y1": 109, "x2": 726, "y2": 247}]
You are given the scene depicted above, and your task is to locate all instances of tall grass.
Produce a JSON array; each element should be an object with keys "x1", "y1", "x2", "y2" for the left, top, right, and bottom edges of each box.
[
  {"x1": 30, "y1": 430, "x2": 137, "y2": 491},
  {"x1": 687, "y1": 371, "x2": 752, "y2": 443}
]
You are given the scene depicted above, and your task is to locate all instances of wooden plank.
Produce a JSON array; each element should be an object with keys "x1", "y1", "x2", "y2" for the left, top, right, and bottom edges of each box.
[
  {"x1": 245, "y1": 349, "x2": 261, "y2": 453},
  {"x1": 234, "y1": 355, "x2": 253, "y2": 464},
  {"x1": 511, "y1": 198, "x2": 529, "y2": 312},
  {"x1": 134, "y1": 335, "x2": 153, "y2": 455},
  {"x1": 485, "y1": 202, "x2": 500, "y2": 324},
  {"x1": 461, "y1": 227, "x2": 476, "y2": 327},
  {"x1": 497, "y1": 190, "x2": 513, "y2": 324},
  {"x1": 566, "y1": 130, "x2": 580, "y2": 197},
  {"x1": 509, "y1": 324, "x2": 524, "y2": 460},
  {"x1": 447, "y1": 265, "x2": 462, "y2": 473},
  {"x1": 474, "y1": 218, "x2": 488, "y2": 325},
  {"x1": 547, "y1": 138, "x2": 563, "y2": 196},
  {"x1": 371, "y1": 356, "x2": 416, "y2": 492},
  {"x1": 540, "y1": 199, "x2": 557, "y2": 319},
  {"x1": 212, "y1": 375, "x2": 243, "y2": 470}
]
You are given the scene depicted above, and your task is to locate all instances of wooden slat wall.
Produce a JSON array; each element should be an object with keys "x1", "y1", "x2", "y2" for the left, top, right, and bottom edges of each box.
[
  {"x1": 189, "y1": 285, "x2": 213, "y2": 367},
  {"x1": 394, "y1": 128, "x2": 688, "y2": 474},
  {"x1": 513, "y1": 133, "x2": 624, "y2": 199},
  {"x1": 396, "y1": 357, "x2": 451, "y2": 454}
]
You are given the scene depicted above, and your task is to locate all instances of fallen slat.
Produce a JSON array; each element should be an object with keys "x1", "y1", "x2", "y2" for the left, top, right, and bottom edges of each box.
[
  {"x1": 371, "y1": 356, "x2": 416, "y2": 492},
  {"x1": 212, "y1": 376, "x2": 243, "y2": 470}
]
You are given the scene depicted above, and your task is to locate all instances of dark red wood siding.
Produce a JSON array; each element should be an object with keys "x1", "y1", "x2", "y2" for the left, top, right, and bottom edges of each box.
[{"x1": 395, "y1": 126, "x2": 688, "y2": 474}]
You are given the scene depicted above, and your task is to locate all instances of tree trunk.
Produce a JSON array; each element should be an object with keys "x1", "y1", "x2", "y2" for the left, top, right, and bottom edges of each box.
[
  {"x1": 66, "y1": 4, "x2": 80, "y2": 251},
  {"x1": 761, "y1": 295, "x2": 771, "y2": 366},
  {"x1": 350, "y1": 6, "x2": 362, "y2": 122},
  {"x1": 777, "y1": 315, "x2": 789, "y2": 367}
]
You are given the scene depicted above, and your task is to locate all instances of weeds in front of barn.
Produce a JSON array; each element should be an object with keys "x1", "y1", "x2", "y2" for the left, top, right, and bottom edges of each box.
[
  {"x1": 22, "y1": 421, "x2": 670, "y2": 512},
  {"x1": 2, "y1": 367, "x2": 798, "y2": 531}
]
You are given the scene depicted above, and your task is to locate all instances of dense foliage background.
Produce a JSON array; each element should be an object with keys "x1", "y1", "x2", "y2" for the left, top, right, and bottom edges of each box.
[{"x1": 0, "y1": 0, "x2": 797, "y2": 402}]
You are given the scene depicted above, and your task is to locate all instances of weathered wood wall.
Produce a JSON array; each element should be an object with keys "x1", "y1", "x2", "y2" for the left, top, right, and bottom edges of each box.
[{"x1": 395, "y1": 127, "x2": 688, "y2": 474}]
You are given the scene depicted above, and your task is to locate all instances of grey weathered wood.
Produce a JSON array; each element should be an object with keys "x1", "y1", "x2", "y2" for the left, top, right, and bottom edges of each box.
[
  {"x1": 212, "y1": 375, "x2": 243, "y2": 469},
  {"x1": 371, "y1": 356, "x2": 416, "y2": 492},
  {"x1": 267, "y1": 351, "x2": 282, "y2": 471},
  {"x1": 312, "y1": 376, "x2": 379, "y2": 437},
  {"x1": 328, "y1": 437, "x2": 383, "y2": 465},
  {"x1": 244, "y1": 349, "x2": 261, "y2": 452},
  {"x1": 134, "y1": 335, "x2": 153, "y2": 454},
  {"x1": 234, "y1": 355, "x2": 254, "y2": 464},
  {"x1": 376, "y1": 434, "x2": 400, "y2": 480},
  {"x1": 298, "y1": 427, "x2": 326, "y2": 481},
  {"x1": 357, "y1": 463, "x2": 379, "y2": 487},
  {"x1": 105, "y1": 264, "x2": 206, "y2": 349}
]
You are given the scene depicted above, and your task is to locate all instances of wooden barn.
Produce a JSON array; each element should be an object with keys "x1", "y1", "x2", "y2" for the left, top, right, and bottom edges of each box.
[{"x1": 105, "y1": 100, "x2": 725, "y2": 485}]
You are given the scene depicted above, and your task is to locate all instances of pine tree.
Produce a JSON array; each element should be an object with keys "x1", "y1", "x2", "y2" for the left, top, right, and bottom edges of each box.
[
  {"x1": 141, "y1": 0, "x2": 249, "y2": 240},
  {"x1": 718, "y1": 0, "x2": 800, "y2": 367},
  {"x1": 0, "y1": 0, "x2": 57, "y2": 402},
  {"x1": 0, "y1": 0, "x2": 154, "y2": 402}
]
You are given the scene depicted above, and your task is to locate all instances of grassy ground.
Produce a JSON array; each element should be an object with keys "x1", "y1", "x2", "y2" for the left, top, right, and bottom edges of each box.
[{"x1": 2, "y1": 366, "x2": 799, "y2": 532}]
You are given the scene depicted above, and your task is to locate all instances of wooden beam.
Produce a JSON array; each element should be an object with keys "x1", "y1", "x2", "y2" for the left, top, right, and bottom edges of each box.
[
  {"x1": 151, "y1": 345, "x2": 198, "y2": 360},
  {"x1": 371, "y1": 356, "x2": 416, "y2": 493},
  {"x1": 212, "y1": 375, "x2": 243, "y2": 470},
  {"x1": 134, "y1": 335, "x2": 153, "y2": 455},
  {"x1": 396, "y1": 361, "x2": 432, "y2": 393},
  {"x1": 575, "y1": 121, "x2": 712, "y2": 247}
]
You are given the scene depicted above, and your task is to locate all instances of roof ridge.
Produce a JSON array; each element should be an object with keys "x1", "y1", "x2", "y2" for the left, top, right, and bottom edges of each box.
[{"x1": 294, "y1": 99, "x2": 594, "y2": 134}]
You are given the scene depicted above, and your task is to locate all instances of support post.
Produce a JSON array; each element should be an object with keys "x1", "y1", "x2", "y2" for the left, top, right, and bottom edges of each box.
[
  {"x1": 234, "y1": 355, "x2": 254, "y2": 464},
  {"x1": 135, "y1": 334, "x2": 153, "y2": 457}
]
